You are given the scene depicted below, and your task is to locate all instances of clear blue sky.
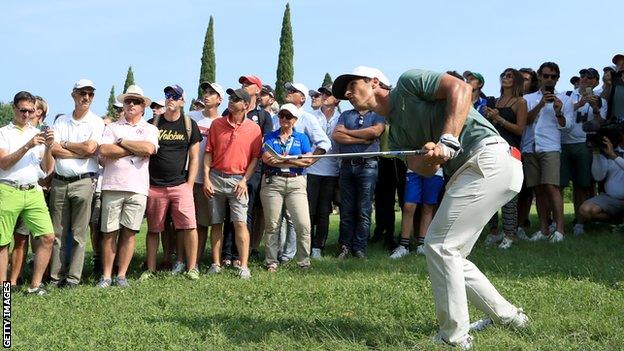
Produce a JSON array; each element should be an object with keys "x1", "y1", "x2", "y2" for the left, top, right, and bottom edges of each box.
[{"x1": 1, "y1": 0, "x2": 622, "y2": 123}]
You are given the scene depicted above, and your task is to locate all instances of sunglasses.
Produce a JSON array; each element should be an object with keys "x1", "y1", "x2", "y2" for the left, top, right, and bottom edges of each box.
[
  {"x1": 124, "y1": 98, "x2": 143, "y2": 106},
  {"x1": 500, "y1": 73, "x2": 514, "y2": 79},
  {"x1": 76, "y1": 91, "x2": 95, "y2": 97},
  {"x1": 17, "y1": 108, "x2": 36, "y2": 115},
  {"x1": 580, "y1": 75, "x2": 597, "y2": 80},
  {"x1": 279, "y1": 113, "x2": 296, "y2": 120},
  {"x1": 165, "y1": 92, "x2": 183, "y2": 101},
  {"x1": 357, "y1": 116, "x2": 364, "y2": 127},
  {"x1": 541, "y1": 73, "x2": 559, "y2": 80}
]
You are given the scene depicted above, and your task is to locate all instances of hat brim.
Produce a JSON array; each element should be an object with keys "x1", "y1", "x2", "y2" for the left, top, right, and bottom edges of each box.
[
  {"x1": 318, "y1": 87, "x2": 332, "y2": 96},
  {"x1": 117, "y1": 93, "x2": 151, "y2": 107},
  {"x1": 149, "y1": 101, "x2": 164, "y2": 108},
  {"x1": 332, "y1": 74, "x2": 361, "y2": 100}
]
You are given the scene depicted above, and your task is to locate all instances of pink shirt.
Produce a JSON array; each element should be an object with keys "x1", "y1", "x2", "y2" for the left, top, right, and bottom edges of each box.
[{"x1": 100, "y1": 118, "x2": 159, "y2": 196}]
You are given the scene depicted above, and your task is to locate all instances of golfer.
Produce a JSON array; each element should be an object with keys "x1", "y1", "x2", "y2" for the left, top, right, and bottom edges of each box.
[{"x1": 333, "y1": 67, "x2": 528, "y2": 349}]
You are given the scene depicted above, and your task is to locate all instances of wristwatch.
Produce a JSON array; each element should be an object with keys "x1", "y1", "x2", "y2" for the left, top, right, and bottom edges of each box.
[
  {"x1": 116, "y1": 138, "x2": 123, "y2": 146},
  {"x1": 61, "y1": 140, "x2": 68, "y2": 149}
]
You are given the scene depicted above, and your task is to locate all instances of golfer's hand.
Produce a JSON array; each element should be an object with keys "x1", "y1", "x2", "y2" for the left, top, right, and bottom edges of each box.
[
  {"x1": 423, "y1": 141, "x2": 450, "y2": 166},
  {"x1": 203, "y1": 179, "x2": 214, "y2": 198},
  {"x1": 234, "y1": 178, "x2": 248, "y2": 199}
]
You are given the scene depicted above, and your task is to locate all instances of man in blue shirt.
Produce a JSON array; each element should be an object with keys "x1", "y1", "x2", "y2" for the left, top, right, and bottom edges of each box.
[{"x1": 332, "y1": 108, "x2": 385, "y2": 259}]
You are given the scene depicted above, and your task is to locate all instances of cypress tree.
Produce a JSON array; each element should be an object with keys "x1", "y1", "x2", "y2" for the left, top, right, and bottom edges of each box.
[
  {"x1": 106, "y1": 85, "x2": 116, "y2": 117},
  {"x1": 123, "y1": 66, "x2": 135, "y2": 93},
  {"x1": 322, "y1": 72, "x2": 333, "y2": 87},
  {"x1": 198, "y1": 16, "x2": 216, "y2": 98},
  {"x1": 275, "y1": 3, "x2": 294, "y2": 104}
]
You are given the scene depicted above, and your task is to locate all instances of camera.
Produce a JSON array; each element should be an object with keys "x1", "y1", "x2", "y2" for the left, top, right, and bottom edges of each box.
[{"x1": 583, "y1": 120, "x2": 624, "y2": 152}]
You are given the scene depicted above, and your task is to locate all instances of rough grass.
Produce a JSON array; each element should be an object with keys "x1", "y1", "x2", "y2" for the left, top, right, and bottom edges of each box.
[{"x1": 11, "y1": 205, "x2": 624, "y2": 350}]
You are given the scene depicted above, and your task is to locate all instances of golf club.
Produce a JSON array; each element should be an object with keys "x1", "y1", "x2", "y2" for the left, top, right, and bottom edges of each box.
[{"x1": 263, "y1": 142, "x2": 427, "y2": 160}]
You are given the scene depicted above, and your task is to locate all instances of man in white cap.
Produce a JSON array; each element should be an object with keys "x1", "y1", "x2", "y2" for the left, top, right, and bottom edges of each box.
[
  {"x1": 150, "y1": 100, "x2": 166, "y2": 118},
  {"x1": 332, "y1": 66, "x2": 528, "y2": 349},
  {"x1": 188, "y1": 81, "x2": 224, "y2": 265},
  {"x1": 96, "y1": 85, "x2": 159, "y2": 288},
  {"x1": 49, "y1": 79, "x2": 105, "y2": 288},
  {"x1": 309, "y1": 88, "x2": 322, "y2": 111}
]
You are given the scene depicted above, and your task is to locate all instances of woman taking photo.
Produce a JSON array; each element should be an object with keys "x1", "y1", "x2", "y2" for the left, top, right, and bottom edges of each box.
[
  {"x1": 483, "y1": 68, "x2": 528, "y2": 249},
  {"x1": 261, "y1": 103, "x2": 313, "y2": 272}
]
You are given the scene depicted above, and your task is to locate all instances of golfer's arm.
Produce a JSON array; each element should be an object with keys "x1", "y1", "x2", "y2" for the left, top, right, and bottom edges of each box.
[{"x1": 435, "y1": 74, "x2": 471, "y2": 137}]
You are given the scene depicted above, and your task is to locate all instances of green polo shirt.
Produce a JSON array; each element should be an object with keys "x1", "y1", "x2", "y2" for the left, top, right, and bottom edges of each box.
[{"x1": 388, "y1": 69, "x2": 499, "y2": 176}]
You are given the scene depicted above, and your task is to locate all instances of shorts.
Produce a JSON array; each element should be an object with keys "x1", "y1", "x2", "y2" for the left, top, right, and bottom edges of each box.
[
  {"x1": 523, "y1": 151, "x2": 560, "y2": 187},
  {"x1": 14, "y1": 215, "x2": 30, "y2": 236},
  {"x1": 587, "y1": 193, "x2": 624, "y2": 217},
  {"x1": 193, "y1": 182, "x2": 212, "y2": 227},
  {"x1": 0, "y1": 184, "x2": 53, "y2": 246},
  {"x1": 560, "y1": 143, "x2": 592, "y2": 187},
  {"x1": 100, "y1": 190, "x2": 147, "y2": 233},
  {"x1": 404, "y1": 173, "x2": 445, "y2": 205},
  {"x1": 209, "y1": 171, "x2": 248, "y2": 224},
  {"x1": 146, "y1": 183, "x2": 197, "y2": 232},
  {"x1": 90, "y1": 191, "x2": 102, "y2": 225}
]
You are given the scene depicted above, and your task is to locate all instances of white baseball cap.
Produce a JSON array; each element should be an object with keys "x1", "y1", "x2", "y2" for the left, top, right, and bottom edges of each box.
[
  {"x1": 199, "y1": 81, "x2": 225, "y2": 98},
  {"x1": 116, "y1": 84, "x2": 151, "y2": 106},
  {"x1": 73, "y1": 78, "x2": 96, "y2": 90},
  {"x1": 150, "y1": 100, "x2": 166, "y2": 109},
  {"x1": 278, "y1": 103, "x2": 302, "y2": 118},
  {"x1": 284, "y1": 82, "x2": 309, "y2": 98},
  {"x1": 332, "y1": 66, "x2": 391, "y2": 100}
]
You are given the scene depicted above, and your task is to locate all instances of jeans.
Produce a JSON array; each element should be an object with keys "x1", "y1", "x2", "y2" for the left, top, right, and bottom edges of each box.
[
  {"x1": 373, "y1": 158, "x2": 406, "y2": 244},
  {"x1": 307, "y1": 174, "x2": 338, "y2": 250},
  {"x1": 338, "y1": 159, "x2": 378, "y2": 252}
]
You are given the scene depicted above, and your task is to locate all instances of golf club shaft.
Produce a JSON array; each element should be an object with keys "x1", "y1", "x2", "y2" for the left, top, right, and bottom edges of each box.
[{"x1": 279, "y1": 149, "x2": 427, "y2": 160}]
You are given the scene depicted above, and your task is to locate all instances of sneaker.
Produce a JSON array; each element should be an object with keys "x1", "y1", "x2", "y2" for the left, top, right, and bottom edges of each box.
[
  {"x1": 266, "y1": 263, "x2": 278, "y2": 273},
  {"x1": 138, "y1": 271, "x2": 154, "y2": 281},
  {"x1": 232, "y1": 259, "x2": 242, "y2": 269},
  {"x1": 415, "y1": 245, "x2": 426, "y2": 256},
  {"x1": 548, "y1": 221, "x2": 556, "y2": 234},
  {"x1": 352, "y1": 250, "x2": 367, "y2": 259},
  {"x1": 337, "y1": 246, "x2": 350, "y2": 260},
  {"x1": 114, "y1": 276, "x2": 129, "y2": 288},
  {"x1": 238, "y1": 267, "x2": 251, "y2": 279},
  {"x1": 171, "y1": 261, "x2": 186, "y2": 275},
  {"x1": 549, "y1": 231, "x2": 565, "y2": 243},
  {"x1": 516, "y1": 227, "x2": 530, "y2": 241},
  {"x1": 389, "y1": 245, "x2": 409, "y2": 259},
  {"x1": 96, "y1": 277, "x2": 112, "y2": 288},
  {"x1": 470, "y1": 309, "x2": 529, "y2": 332},
  {"x1": 221, "y1": 259, "x2": 232, "y2": 267},
  {"x1": 498, "y1": 236, "x2": 513, "y2": 250},
  {"x1": 433, "y1": 333, "x2": 473, "y2": 350},
  {"x1": 529, "y1": 231, "x2": 548, "y2": 241},
  {"x1": 484, "y1": 233, "x2": 503, "y2": 245},
  {"x1": 25, "y1": 286, "x2": 48, "y2": 296},
  {"x1": 207, "y1": 264, "x2": 221, "y2": 275},
  {"x1": 310, "y1": 248, "x2": 322, "y2": 259},
  {"x1": 573, "y1": 223, "x2": 584, "y2": 236},
  {"x1": 186, "y1": 268, "x2": 200, "y2": 280}
]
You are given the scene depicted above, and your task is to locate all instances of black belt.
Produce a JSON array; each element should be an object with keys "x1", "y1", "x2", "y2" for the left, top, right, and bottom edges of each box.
[
  {"x1": 266, "y1": 172, "x2": 300, "y2": 178},
  {"x1": 0, "y1": 179, "x2": 37, "y2": 191},
  {"x1": 342, "y1": 157, "x2": 377, "y2": 165},
  {"x1": 53, "y1": 172, "x2": 97, "y2": 183}
]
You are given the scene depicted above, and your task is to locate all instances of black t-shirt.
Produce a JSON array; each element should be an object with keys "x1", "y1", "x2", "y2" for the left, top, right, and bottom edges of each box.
[{"x1": 148, "y1": 116, "x2": 202, "y2": 186}]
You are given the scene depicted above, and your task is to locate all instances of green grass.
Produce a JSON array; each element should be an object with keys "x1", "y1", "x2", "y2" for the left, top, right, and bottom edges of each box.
[{"x1": 11, "y1": 204, "x2": 624, "y2": 350}]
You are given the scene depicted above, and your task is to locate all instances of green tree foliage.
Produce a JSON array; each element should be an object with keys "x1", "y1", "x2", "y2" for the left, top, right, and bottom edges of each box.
[
  {"x1": 0, "y1": 102, "x2": 14, "y2": 127},
  {"x1": 123, "y1": 66, "x2": 135, "y2": 93},
  {"x1": 198, "y1": 16, "x2": 216, "y2": 98},
  {"x1": 106, "y1": 85, "x2": 117, "y2": 118},
  {"x1": 322, "y1": 72, "x2": 333, "y2": 87},
  {"x1": 275, "y1": 3, "x2": 294, "y2": 104}
]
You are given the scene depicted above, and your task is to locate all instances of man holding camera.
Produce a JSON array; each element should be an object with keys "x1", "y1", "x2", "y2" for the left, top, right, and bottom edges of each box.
[
  {"x1": 561, "y1": 68, "x2": 607, "y2": 236},
  {"x1": 578, "y1": 134, "x2": 624, "y2": 225},
  {"x1": 523, "y1": 62, "x2": 574, "y2": 243}
]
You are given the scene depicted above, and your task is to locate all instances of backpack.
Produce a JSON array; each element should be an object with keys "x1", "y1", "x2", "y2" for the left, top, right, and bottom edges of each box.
[{"x1": 152, "y1": 114, "x2": 193, "y2": 170}]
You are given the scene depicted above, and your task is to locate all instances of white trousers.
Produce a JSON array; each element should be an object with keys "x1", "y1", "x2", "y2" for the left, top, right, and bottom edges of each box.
[{"x1": 424, "y1": 139, "x2": 524, "y2": 344}]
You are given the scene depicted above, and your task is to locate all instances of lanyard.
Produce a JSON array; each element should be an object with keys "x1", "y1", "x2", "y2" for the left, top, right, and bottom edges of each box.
[{"x1": 277, "y1": 133, "x2": 295, "y2": 156}]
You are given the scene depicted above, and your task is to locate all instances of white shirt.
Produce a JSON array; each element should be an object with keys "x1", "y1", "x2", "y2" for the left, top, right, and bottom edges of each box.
[
  {"x1": 0, "y1": 123, "x2": 46, "y2": 185},
  {"x1": 591, "y1": 148, "x2": 624, "y2": 199},
  {"x1": 522, "y1": 90, "x2": 574, "y2": 153},
  {"x1": 195, "y1": 117, "x2": 216, "y2": 183},
  {"x1": 561, "y1": 88, "x2": 607, "y2": 144},
  {"x1": 187, "y1": 110, "x2": 204, "y2": 123},
  {"x1": 306, "y1": 109, "x2": 341, "y2": 176},
  {"x1": 53, "y1": 110, "x2": 105, "y2": 176},
  {"x1": 293, "y1": 108, "x2": 332, "y2": 152}
]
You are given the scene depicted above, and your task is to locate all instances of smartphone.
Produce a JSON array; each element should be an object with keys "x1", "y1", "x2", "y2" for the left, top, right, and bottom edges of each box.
[
  {"x1": 486, "y1": 96, "x2": 496, "y2": 109},
  {"x1": 38, "y1": 123, "x2": 49, "y2": 133},
  {"x1": 585, "y1": 87, "x2": 593, "y2": 96},
  {"x1": 544, "y1": 86, "x2": 555, "y2": 102}
]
